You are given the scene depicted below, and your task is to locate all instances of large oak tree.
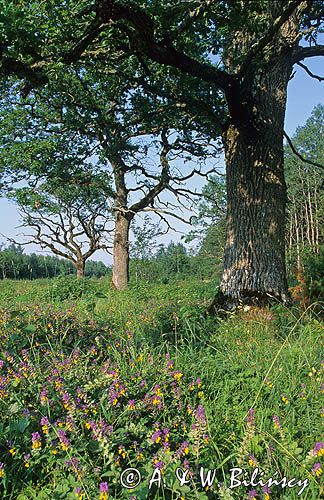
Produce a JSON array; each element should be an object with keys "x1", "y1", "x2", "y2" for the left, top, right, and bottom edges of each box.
[
  {"x1": 0, "y1": 67, "x2": 214, "y2": 289},
  {"x1": 1, "y1": 0, "x2": 323, "y2": 305}
]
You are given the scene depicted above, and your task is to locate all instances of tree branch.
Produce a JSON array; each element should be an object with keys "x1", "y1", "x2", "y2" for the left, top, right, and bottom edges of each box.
[
  {"x1": 292, "y1": 44, "x2": 324, "y2": 63},
  {"x1": 239, "y1": 0, "x2": 304, "y2": 76},
  {"x1": 296, "y1": 61, "x2": 324, "y2": 81},
  {"x1": 284, "y1": 130, "x2": 324, "y2": 170},
  {"x1": 67, "y1": 0, "x2": 233, "y2": 92},
  {"x1": 0, "y1": 58, "x2": 48, "y2": 95}
]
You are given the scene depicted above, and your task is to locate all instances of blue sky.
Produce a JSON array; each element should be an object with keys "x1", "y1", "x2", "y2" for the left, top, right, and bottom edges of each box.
[{"x1": 0, "y1": 57, "x2": 323, "y2": 264}]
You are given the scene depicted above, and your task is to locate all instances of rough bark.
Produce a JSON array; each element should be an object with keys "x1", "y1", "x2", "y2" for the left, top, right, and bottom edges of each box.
[
  {"x1": 217, "y1": 60, "x2": 293, "y2": 308},
  {"x1": 112, "y1": 213, "x2": 131, "y2": 290}
]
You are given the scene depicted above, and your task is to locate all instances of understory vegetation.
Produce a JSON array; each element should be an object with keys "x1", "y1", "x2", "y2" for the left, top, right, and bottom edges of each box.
[
  {"x1": 0, "y1": 1, "x2": 323, "y2": 499},
  {"x1": 0, "y1": 277, "x2": 322, "y2": 499}
]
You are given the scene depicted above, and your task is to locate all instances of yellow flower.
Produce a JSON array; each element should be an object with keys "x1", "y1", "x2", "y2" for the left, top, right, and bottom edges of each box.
[
  {"x1": 24, "y1": 462, "x2": 30, "y2": 468},
  {"x1": 32, "y1": 441, "x2": 41, "y2": 450},
  {"x1": 118, "y1": 447, "x2": 126, "y2": 459},
  {"x1": 9, "y1": 448, "x2": 16, "y2": 457},
  {"x1": 173, "y1": 372, "x2": 183, "y2": 382},
  {"x1": 314, "y1": 467, "x2": 322, "y2": 477},
  {"x1": 281, "y1": 395, "x2": 289, "y2": 404}
]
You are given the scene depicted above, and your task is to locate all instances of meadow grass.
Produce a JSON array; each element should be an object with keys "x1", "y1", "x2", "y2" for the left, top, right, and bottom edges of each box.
[{"x1": 0, "y1": 277, "x2": 322, "y2": 499}]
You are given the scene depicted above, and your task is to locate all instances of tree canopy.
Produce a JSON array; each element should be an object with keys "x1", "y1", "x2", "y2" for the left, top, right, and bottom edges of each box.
[{"x1": 0, "y1": 0, "x2": 323, "y2": 304}]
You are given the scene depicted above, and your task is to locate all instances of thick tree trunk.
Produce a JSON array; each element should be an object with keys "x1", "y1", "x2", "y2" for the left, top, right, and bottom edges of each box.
[
  {"x1": 217, "y1": 64, "x2": 292, "y2": 308},
  {"x1": 112, "y1": 213, "x2": 131, "y2": 290}
]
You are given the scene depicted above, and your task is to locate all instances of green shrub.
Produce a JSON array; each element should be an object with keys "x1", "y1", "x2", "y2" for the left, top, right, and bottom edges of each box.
[{"x1": 50, "y1": 275, "x2": 95, "y2": 301}]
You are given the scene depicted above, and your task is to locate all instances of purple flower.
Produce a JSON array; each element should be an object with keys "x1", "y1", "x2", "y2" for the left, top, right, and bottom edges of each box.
[
  {"x1": 32, "y1": 432, "x2": 41, "y2": 450},
  {"x1": 151, "y1": 430, "x2": 162, "y2": 443},
  {"x1": 32, "y1": 432, "x2": 41, "y2": 441},
  {"x1": 313, "y1": 442, "x2": 324, "y2": 456},
  {"x1": 154, "y1": 460, "x2": 164, "y2": 470},
  {"x1": 311, "y1": 462, "x2": 322, "y2": 476},
  {"x1": 273, "y1": 415, "x2": 281, "y2": 429},
  {"x1": 195, "y1": 405, "x2": 206, "y2": 425},
  {"x1": 248, "y1": 453, "x2": 257, "y2": 466},
  {"x1": 65, "y1": 456, "x2": 81, "y2": 475},
  {"x1": 247, "y1": 408, "x2": 255, "y2": 427},
  {"x1": 128, "y1": 399, "x2": 135, "y2": 410},
  {"x1": 176, "y1": 441, "x2": 189, "y2": 457},
  {"x1": 40, "y1": 387, "x2": 48, "y2": 403},
  {"x1": 183, "y1": 458, "x2": 190, "y2": 470},
  {"x1": 57, "y1": 429, "x2": 70, "y2": 451},
  {"x1": 99, "y1": 482, "x2": 109, "y2": 496}
]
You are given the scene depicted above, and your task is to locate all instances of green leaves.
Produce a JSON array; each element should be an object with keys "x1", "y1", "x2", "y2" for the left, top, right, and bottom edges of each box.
[{"x1": 9, "y1": 418, "x2": 30, "y2": 434}]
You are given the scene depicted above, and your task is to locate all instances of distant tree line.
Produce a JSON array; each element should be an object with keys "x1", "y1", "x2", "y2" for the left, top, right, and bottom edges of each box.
[
  {"x1": 285, "y1": 105, "x2": 324, "y2": 273},
  {"x1": 0, "y1": 244, "x2": 109, "y2": 280},
  {"x1": 130, "y1": 241, "x2": 223, "y2": 285}
]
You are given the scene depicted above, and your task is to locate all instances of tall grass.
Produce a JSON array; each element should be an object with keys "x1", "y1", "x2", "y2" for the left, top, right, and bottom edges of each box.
[{"x1": 0, "y1": 279, "x2": 322, "y2": 499}]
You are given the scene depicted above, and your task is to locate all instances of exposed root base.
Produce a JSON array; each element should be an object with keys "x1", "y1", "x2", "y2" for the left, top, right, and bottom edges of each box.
[{"x1": 207, "y1": 290, "x2": 291, "y2": 317}]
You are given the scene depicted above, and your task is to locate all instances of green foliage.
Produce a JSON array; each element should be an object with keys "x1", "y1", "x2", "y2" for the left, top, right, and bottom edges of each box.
[
  {"x1": 184, "y1": 174, "x2": 226, "y2": 279},
  {"x1": 285, "y1": 104, "x2": 324, "y2": 274},
  {"x1": 50, "y1": 275, "x2": 96, "y2": 302},
  {"x1": 0, "y1": 244, "x2": 109, "y2": 280},
  {"x1": 0, "y1": 284, "x2": 322, "y2": 499},
  {"x1": 129, "y1": 242, "x2": 192, "y2": 284},
  {"x1": 303, "y1": 247, "x2": 324, "y2": 304}
]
